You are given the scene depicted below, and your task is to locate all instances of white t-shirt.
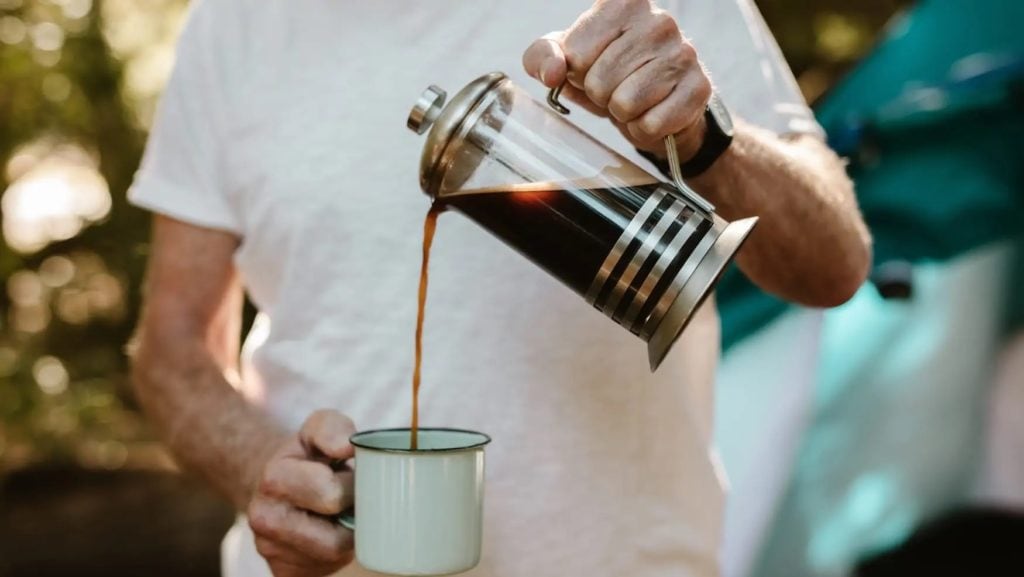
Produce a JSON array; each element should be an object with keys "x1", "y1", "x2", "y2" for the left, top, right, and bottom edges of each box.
[{"x1": 129, "y1": 1, "x2": 818, "y2": 576}]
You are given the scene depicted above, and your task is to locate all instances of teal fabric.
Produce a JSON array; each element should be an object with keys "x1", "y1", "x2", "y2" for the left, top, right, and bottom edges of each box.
[
  {"x1": 733, "y1": 2, "x2": 1024, "y2": 576},
  {"x1": 719, "y1": 0, "x2": 1024, "y2": 350}
]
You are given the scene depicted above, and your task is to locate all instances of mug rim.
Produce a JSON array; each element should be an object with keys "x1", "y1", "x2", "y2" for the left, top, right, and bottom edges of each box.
[{"x1": 350, "y1": 427, "x2": 492, "y2": 454}]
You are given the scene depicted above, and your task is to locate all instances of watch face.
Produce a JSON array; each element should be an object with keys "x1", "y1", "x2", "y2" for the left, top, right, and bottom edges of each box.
[{"x1": 709, "y1": 94, "x2": 735, "y2": 136}]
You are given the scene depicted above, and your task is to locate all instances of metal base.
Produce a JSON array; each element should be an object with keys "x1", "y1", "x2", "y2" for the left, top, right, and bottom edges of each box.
[{"x1": 646, "y1": 217, "x2": 758, "y2": 371}]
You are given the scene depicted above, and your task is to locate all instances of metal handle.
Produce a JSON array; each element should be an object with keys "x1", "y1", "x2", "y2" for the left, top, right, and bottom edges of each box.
[{"x1": 547, "y1": 82, "x2": 715, "y2": 218}]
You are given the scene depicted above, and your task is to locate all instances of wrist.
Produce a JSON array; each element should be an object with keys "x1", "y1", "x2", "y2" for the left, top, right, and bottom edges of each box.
[{"x1": 243, "y1": 428, "x2": 292, "y2": 502}]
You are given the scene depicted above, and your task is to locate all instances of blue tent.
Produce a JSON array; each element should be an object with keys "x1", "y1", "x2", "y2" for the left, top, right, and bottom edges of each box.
[
  {"x1": 720, "y1": 1, "x2": 1024, "y2": 576},
  {"x1": 718, "y1": 0, "x2": 1024, "y2": 350}
]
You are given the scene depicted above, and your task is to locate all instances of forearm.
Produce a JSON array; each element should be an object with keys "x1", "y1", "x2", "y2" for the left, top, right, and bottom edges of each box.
[
  {"x1": 131, "y1": 341, "x2": 287, "y2": 510},
  {"x1": 687, "y1": 120, "x2": 872, "y2": 306}
]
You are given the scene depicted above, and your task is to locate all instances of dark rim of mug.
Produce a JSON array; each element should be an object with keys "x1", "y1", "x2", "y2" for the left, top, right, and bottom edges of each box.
[{"x1": 349, "y1": 427, "x2": 492, "y2": 454}]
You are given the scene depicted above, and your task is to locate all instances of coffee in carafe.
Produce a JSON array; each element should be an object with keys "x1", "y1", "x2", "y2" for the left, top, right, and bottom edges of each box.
[{"x1": 407, "y1": 72, "x2": 757, "y2": 370}]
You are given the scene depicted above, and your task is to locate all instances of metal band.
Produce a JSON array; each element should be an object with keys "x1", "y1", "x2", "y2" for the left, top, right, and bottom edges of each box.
[
  {"x1": 599, "y1": 200, "x2": 686, "y2": 317},
  {"x1": 639, "y1": 219, "x2": 722, "y2": 339},
  {"x1": 665, "y1": 134, "x2": 715, "y2": 217},
  {"x1": 620, "y1": 210, "x2": 700, "y2": 330},
  {"x1": 585, "y1": 189, "x2": 667, "y2": 304}
]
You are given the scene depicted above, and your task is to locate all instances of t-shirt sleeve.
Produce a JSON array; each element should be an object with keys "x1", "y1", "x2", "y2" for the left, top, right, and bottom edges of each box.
[
  {"x1": 127, "y1": 0, "x2": 242, "y2": 234},
  {"x1": 669, "y1": 0, "x2": 824, "y2": 138}
]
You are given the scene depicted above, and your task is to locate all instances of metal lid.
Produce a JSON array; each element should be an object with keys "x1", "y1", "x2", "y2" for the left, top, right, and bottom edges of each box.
[
  {"x1": 646, "y1": 216, "x2": 758, "y2": 371},
  {"x1": 407, "y1": 71, "x2": 507, "y2": 197},
  {"x1": 407, "y1": 86, "x2": 446, "y2": 135}
]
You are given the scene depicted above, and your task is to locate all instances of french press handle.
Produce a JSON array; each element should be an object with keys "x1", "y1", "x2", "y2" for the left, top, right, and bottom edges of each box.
[{"x1": 547, "y1": 83, "x2": 716, "y2": 218}]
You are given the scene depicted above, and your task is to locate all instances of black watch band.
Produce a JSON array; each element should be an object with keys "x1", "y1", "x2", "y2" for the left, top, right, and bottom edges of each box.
[{"x1": 638, "y1": 93, "x2": 735, "y2": 179}]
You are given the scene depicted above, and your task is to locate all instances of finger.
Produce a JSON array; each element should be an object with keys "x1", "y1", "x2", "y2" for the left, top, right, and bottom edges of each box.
[
  {"x1": 255, "y1": 538, "x2": 351, "y2": 577},
  {"x1": 561, "y1": 0, "x2": 637, "y2": 87},
  {"x1": 557, "y1": 83, "x2": 610, "y2": 118},
  {"x1": 582, "y1": 28, "x2": 657, "y2": 109},
  {"x1": 299, "y1": 410, "x2": 356, "y2": 461},
  {"x1": 254, "y1": 537, "x2": 313, "y2": 569},
  {"x1": 523, "y1": 31, "x2": 568, "y2": 88},
  {"x1": 249, "y1": 498, "x2": 354, "y2": 564},
  {"x1": 606, "y1": 57, "x2": 682, "y2": 124},
  {"x1": 626, "y1": 69, "x2": 711, "y2": 146},
  {"x1": 261, "y1": 459, "x2": 353, "y2": 515}
]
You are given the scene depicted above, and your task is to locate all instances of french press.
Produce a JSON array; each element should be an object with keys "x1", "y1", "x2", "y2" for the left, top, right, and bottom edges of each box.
[{"x1": 407, "y1": 72, "x2": 757, "y2": 370}]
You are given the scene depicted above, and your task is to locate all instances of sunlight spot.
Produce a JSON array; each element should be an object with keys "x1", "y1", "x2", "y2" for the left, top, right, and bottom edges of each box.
[
  {"x1": 40, "y1": 255, "x2": 77, "y2": 288},
  {"x1": 814, "y1": 13, "x2": 871, "y2": 62},
  {"x1": 31, "y1": 21, "x2": 64, "y2": 52},
  {"x1": 2, "y1": 143, "x2": 111, "y2": 254},
  {"x1": 7, "y1": 270, "x2": 45, "y2": 306},
  {"x1": 87, "y1": 272, "x2": 124, "y2": 319},
  {"x1": 0, "y1": 16, "x2": 26, "y2": 45},
  {"x1": 60, "y1": 0, "x2": 93, "y2": 20},
  {"x1": 56, "y1": 289, "x2": 90, "y2": 325},
  {"x1": 33, "y1": 355, "x2": 70, "y2": 396},
  {"x1": 11, "y1": 303, "x2": 50, "y2": 333},
  {"x1": 42, "y1": 73, "x2": 72, "y2": 103}
]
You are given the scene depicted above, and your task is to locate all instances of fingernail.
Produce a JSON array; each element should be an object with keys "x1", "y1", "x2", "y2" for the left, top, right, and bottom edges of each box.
[{"x1": 540, "y1": 66, "x2": 551, "y2": 86}]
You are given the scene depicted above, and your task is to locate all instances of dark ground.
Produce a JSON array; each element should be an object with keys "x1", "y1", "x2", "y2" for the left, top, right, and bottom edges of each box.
[{"x1": 0, "y1": 467, "x2": 234, "y2": 577}]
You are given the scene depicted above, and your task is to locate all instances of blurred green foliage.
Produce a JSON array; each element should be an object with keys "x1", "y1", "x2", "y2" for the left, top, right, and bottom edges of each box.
[{"x1": 0, "y1": 0, "x2": 909, "y2": 474}]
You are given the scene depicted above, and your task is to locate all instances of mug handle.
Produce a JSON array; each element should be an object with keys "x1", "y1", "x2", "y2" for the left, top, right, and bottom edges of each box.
[
  {"x1": 330, "y1": 458, "x2": 355, "y2": 530},
  {"x1": 337, "y1": 510, "x2": 355, "y2": 531}
]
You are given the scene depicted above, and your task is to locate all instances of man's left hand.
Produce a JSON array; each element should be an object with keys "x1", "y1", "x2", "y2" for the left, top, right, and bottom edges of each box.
[{"x1": 523, "y1": 0, "x2": 712, "y2": 160}]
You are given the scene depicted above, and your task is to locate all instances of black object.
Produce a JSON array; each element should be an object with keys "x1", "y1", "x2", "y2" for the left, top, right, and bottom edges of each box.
[
  {"x1": 871, "y1": 260, "x2": 915, "y2": 300},
  {"x1": 855, "y1": 506, "x2": 1024, "y2": 577}
]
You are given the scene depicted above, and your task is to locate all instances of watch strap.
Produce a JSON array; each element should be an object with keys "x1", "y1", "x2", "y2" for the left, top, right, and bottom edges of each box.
[{"x1": 639, "y1": 96, "x2": 734, "y2": 179}]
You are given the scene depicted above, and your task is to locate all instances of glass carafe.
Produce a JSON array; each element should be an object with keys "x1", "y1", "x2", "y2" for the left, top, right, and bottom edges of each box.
[{"x1": 407, "y1": 72, "x2": 757, "y2": 370}]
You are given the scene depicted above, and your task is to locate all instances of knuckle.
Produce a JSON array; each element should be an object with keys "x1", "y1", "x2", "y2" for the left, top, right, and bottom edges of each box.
[
  {"x1": 253, "y1": 537, "x2": 275, "y2": 559},
  {"x1": 526, "y1": 38, "x2": 547, "y2": 57},
  {"x1": 614, "y1": 0, "x2": 646, "y2": 13},
  {"x1": 314, "y1": 468, "x2": 344, "y2": 512},
  {"x1": 649, "y1": 10, "x2": 679, "y2": 37},
  {"x1": 609, "y1": 91, "x2": 639, "y2": 121},
  {"x1": 523, "y1": 40, "x2": 551, "y2": 74},
  {"x1": 325, "y1": 482, "x2": 345, "y2": 513},
  {"x1": 638, "y1": 115, "x2": 662, "y2": 138},
  {"x1": 677, "y1": 40, "x2": 698, "y2": 64},
  {"x1": 693, "y1": 77, "x2": 713, "y2": 105},
  {"x1": 306, "y1": 529, "x2": 345, "y2": 562},
  {"x1": 583, "y1": 72, "x2": 610, "y2": 106},
  {"x1": 258, "y1": 464, "x2": 286, "y2": 497},
  {"x1": 307, "y1": 409, "x2": 332, "y2": 427},
  {"x1": 336, "y1": 413, "x2": 356, "y2": 433},
  {"x1": 248, "y1": 504, "x2": 275, "y2": 537},
  {"x1": 322, "y1": 409, "x2": 355, "y2": 432},
  {"x1": 562, "y1": 44, "x2": 586, "y2": 74}
]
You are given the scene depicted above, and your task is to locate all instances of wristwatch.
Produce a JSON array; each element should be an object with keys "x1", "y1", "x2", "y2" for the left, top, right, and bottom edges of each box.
[{"x1": 639, "y1": 92, "x2": 735, "y2": 179}]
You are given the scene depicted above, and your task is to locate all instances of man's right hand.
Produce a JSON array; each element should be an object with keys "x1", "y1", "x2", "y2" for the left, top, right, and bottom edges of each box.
[{"x1": 248, "y1": 410, "x2": 357, "y2": 577}]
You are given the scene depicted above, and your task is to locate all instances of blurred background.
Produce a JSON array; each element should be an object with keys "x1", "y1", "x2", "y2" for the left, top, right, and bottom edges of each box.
[{"x1": 0, "y1": 0, "x2": 1020, "y2": 576}]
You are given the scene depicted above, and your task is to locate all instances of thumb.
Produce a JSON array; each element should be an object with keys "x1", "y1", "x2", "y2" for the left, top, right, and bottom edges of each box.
[
  {"x1": 522, "y1": 31, "x2": 568, "y2": 88},
  {"x1": 299, "y1": 409, "x2": 357, "y2": 462}
]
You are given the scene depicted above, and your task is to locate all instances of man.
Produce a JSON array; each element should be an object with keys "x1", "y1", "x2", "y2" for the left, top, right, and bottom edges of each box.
[{"x1": 129, "y1": 0, "x2": 870, "y2": 576}]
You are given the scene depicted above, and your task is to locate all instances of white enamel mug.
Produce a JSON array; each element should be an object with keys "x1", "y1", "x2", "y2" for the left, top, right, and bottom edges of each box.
[{"x1": 337, "y1": 428, "x2": 491, "y2": 576}]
